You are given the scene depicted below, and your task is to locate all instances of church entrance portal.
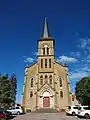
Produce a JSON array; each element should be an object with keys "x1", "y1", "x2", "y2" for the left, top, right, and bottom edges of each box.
[
  {"x1": 42, "y1": 91, "x2": 51, "y2": 108},
  {"x1": 43, "y1": 97, "x2": 50, "y2": 108}
]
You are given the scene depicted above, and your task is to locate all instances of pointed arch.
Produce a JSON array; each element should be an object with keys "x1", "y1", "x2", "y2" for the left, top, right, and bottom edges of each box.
[{"x1": 40, "y1": 89, "x2": 52, "y2": 97}]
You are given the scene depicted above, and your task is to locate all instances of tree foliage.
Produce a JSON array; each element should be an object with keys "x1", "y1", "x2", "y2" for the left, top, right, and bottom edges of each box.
[
  {"x1": 0, "y1": 73, "x2": 17, "y2": 108},
  {"x1": 10, "y1": 74, "x2": 17, "y2": 105},
  {"x1": 75, "y1": 77, "x2": 90, "y2": 105}
]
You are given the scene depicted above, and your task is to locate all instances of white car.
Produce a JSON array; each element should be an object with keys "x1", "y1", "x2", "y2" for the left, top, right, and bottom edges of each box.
[
  {"x1": 78, "y1": 106, "x2": 90, "y2": 119},
  {"x1": 7, "y1": 106, "x2": 23, "y2": 115},
  {"x1": 66, "y1": 105, "x2": 80, "y2": 116}
]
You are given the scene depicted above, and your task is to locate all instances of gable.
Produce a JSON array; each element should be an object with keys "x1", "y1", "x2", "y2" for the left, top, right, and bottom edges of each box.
[{"x1": 37, "y1": 82, "x2": 55, "y2": 95}]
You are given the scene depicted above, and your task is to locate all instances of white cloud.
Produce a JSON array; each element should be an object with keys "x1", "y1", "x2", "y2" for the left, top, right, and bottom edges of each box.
[
  {"x1": 81, "y1": 54, "x2": 90, "y2": 63},
  {"x1": 69, "y1": 71, "x2": 88, "y2": 79},
  {"x1": 82, "y1": 66, "x2": 90, "y2": 72},
  {"x1": 65, "y1": 37, "x2": 90, "y2": 93},
  {"x1": 86, "y1": 55, "x2": 90, "y2": 63},
  {"x1": 56, "y1": 55, "x2": 77, "y2": 63},
  {"x1": 79, "y1": 39, "x2": 88, "y2": 48},
  {"x1": 24, "y1": 57, "x2": 35, "y2": 63},
  {"x1": 23, "y1": 51, "x2": 38, "y2": 63},
  {"x1": 78, "y1": 38, "x2": 90, "y2": 52},
  {"x1": 70, "y1": 52, "x2": 81, "y2": 57},
  {"x1": 32, "y1": 52, "x2": 38, "y2": 56}
]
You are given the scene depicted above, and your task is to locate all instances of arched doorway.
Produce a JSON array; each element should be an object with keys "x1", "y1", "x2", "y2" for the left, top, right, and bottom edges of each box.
[{"x1": 43, "y1": 91, "x2": 50, "y2": 108}]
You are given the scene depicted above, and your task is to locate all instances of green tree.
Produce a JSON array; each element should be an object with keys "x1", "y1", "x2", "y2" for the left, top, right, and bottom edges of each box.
[
  {"x1": 0, "y1": 74, "x2": 12, "y2": 108},
  {"x1": 10, "y1": 74, "x2": 17, "y2": 105},
  {"x1": 75, "y1": 77, "x2": 90, "y2": 105},
  {"x1": 0, "y1": 73, "x2": 17, "y2": 108}
]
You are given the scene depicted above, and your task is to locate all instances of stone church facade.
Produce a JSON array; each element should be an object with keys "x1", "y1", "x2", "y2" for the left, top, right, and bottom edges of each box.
[{"x1": 22, "y1": 17, "x2": 72, "y2": 112}]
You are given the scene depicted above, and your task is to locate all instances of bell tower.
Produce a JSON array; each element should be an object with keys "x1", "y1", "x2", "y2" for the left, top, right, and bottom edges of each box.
[{"x1": 38, "y1": 17, "x2": 54, "y2": 73}]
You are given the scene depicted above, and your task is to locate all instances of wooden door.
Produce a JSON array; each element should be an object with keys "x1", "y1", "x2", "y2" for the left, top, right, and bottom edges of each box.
[{"x1": 43, "y1": 97, "x2": 50, "y2": 108}]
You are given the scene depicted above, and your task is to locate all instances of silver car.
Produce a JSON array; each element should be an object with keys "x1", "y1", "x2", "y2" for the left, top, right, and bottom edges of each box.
[{"x1": 7, "y1": 106, "x2": 23, "y2": 115}]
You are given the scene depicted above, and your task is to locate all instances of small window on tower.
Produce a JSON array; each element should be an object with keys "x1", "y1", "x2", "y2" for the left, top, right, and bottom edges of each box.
[
  {"x1": 40, "y1": 75, "x2": 43, "y2": 85},
  {"x1": 47, "y1": 47, "x2": 49, "y2": 55},
  {"x1": 30, "y1": 91, "x2": 33, "y2": 97},
  {"x1": 31, "y1": 78, "x2": 33, "y2": 88},
  {"x1": 49, "y1": 59, "x2": 51, "y2": 68},
  {"x1": 41, "y1": 59, "x2": 43, "y2": 68},
  {"x1": 43, "y1": 48, "x2": 45, "y2": 55},
  {"x1": 60, "y1": 91, "x2": 63, "y2": 98},
  {"x1": 60, "y1": 78, "x2": 62, "y2": 87},
  {"x1": 49, "y1": 75, "x2": 52, "y2": 84},
  {"x1": 45, "y1": 75, "x2": 48, "y2": 82},
  {"x1": 45, "y1": 59, "x2": 47, "y2": 68}
]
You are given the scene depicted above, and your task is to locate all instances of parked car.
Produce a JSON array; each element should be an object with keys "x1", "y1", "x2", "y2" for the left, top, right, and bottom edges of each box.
[
  {"x1": 0, "y1": 111, "x2": 7, "y2": 120},
  {"x1": 78, "y1": 106, "x2": 90, "y2": 119},
  {"x1": 0, "y1": 108, "x2": 12, "y2": 119},
  {"x1": 3, "y1": 110, "x2": 12, "y2": 119},
  {"x1": 66, "y1": 105, "x2": 80, "y2": 116},
  {"x1": 7, "y1": 106, "x2": 23, "y2": 115}
]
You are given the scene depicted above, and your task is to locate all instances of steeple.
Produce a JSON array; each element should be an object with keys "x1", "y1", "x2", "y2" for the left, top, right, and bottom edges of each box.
[{"x1": 42, "y1": 17, "x2": 50, "y2": 39}]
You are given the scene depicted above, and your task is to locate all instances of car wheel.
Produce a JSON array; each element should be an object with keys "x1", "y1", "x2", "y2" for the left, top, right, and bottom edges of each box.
[
  {"x1": 84, "y1": 113, "x2": 89, "y2": 119},
  {"x1": 66, "y1": 113, "x2": 69, "y2": 116},
  {"x1": 72, "y1": 112, "x2": 76, "y2": 116},
  {"x1": 17, "y1": 111, "x2": 20, "y2": 115}
]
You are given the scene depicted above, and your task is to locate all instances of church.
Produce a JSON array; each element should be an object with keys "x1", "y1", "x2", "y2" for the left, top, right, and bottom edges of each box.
[{"x1": 22, "y1": 17, "x2": 72, "y2": 112}]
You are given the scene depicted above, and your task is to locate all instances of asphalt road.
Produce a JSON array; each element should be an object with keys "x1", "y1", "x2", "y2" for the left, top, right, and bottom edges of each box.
[{"x1": 12, "y1": 113, "x2": 86, "y2": 120}]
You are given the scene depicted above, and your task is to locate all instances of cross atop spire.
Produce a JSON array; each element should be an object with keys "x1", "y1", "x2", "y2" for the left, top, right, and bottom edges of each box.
[{"x1": 42, "y1": 17, "x2": 50, "y2": 39}]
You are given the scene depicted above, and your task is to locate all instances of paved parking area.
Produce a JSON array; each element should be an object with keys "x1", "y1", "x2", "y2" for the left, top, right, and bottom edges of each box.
[{"x1": 12, "y1": 113, "x2": 86, "y2": 120}]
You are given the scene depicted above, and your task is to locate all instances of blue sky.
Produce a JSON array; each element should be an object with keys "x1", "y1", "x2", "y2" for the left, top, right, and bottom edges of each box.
[{"x1": 0, "y1": 0, "x2": 90, "y2": 103}]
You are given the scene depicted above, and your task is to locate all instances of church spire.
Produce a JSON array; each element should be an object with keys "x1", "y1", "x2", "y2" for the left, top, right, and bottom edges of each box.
[{"x1": 42, "y1": 17, "x2": 50, "y2": 39}]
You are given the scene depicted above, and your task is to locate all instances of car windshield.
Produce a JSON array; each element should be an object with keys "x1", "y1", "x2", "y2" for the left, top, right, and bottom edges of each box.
[
  {"x1": 73, "y1": 106, "x2": 79, "y2": 109},
  {"x1": 8, "y1": 108, "x2": 12, "y2": 110},
  {"x1": 78, "y1": 107, "x2": 81, "y2": 110}
]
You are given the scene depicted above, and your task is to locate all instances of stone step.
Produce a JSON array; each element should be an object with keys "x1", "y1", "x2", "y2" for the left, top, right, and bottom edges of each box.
[{"x1": 33, "y1": 108, "x2": 59, "y2": 113}]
